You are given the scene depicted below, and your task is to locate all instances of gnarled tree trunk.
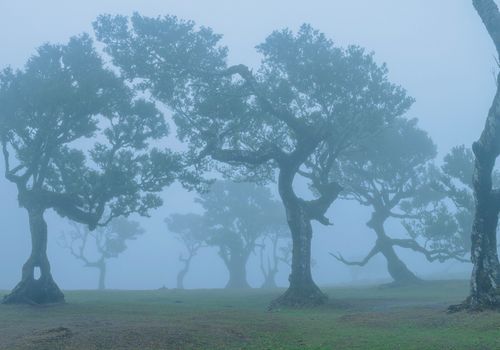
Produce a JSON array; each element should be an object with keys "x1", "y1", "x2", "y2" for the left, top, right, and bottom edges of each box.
[
  {"x1": 455, "y1": 142, "x2": 500, "y2": 310},
  {"x1": 271, "y1": 167, "x2": 327, "y2": 308},
  {"x1": 3, "y1": 207, "x2": 64, "y2": 304},
  {"x1": 370, "y1": 216, "x2": 420, "y2": 285},
  {"x1": 367, "y1": 213, "x2": 420, "y2": 285},
  {"x1": 176, "y1": 255, "x2": 194, "y2": 290},
  {"x1": 378, "y1": 240, "x2": 420, "y2": 285},
  {"x1": 449, "y1": 0, "x2": 500, "y2": 312}
]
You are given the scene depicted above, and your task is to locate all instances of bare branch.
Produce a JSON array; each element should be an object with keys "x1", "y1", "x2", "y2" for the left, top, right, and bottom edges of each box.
[
  {"x1": 330, "y1": 244, "x2": 380, "y2": 267},
  {"x1": 391, "y1": 238, "x2": 469, "y2": 263}
]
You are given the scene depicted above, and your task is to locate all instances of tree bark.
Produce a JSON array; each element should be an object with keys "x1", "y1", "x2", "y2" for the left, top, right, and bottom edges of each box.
[
  {"x1": 3, "y1": 207, "x2": 64, "y2": 304},
  {"x1": 452, "y1": 141, "x2": 500, "y2": 310},
  {"x1": 449, "y1": 0, "x2": 500, "y2": 312},
  {"x1": 270, "y1": 167, "x2": 327, "y2": 308}
]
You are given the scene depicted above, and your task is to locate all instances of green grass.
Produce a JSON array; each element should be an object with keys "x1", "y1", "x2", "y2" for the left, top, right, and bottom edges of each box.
[{"x1": 1, "y1": 280, "x2": 500, "y2": 349}]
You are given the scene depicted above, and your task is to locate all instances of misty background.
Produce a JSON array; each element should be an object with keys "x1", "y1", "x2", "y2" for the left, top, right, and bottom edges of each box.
[{"x1": 0, "y1": 0, "x2": 495, "y2": 290}]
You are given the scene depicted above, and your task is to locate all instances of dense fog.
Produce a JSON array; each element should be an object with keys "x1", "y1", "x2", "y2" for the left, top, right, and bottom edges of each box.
[{"x1": 0, "y1": 0, "x2": 495, "y2": 291}]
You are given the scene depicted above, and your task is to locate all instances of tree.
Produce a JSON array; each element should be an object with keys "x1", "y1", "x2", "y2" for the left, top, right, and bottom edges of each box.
[
  {"x1": 330, "y1": 118, "x2": 456, "y2": 285},
  {"x1": 200, "y1": 181, "x2": 286, "y2": 289},
  {"x1": 405, "y1": 146, "x2": 500, "y2": 264},
  {"x1": 447, "y1": 0, "x2": 500, "y2": 311},
  {"x1": 421, "y1": 146, "x2": 476, "y2": 258},
  {"x1": 0, "y1": 35, "x2": 183, "y2": 304},
  {"x1": 168, "y1": 181, "x2": 286, "y2": 289},
  {"x1": 258, "y1": 226, "x2": 291, "y2": 289},
  {"x1": 60, "y1": 218, "x2": 144, "y2": 290},
  {"x1": 95, "y1": 15, "x2": 413, "y2": 306},
  {"x1": 166, "y1": 213, "x2": 206, "y2": 289}
]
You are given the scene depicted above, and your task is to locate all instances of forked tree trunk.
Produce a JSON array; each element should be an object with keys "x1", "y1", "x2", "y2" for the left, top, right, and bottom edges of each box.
[
  {"x1": 271, "y1": 168, "x2": 327, "y2": 308},
  {"x1": 3, "y1": 207, "x2": 64, "y2": 304}
]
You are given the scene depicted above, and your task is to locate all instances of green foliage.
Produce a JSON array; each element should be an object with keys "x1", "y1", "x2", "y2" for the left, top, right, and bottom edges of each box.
[
  {"x1": 62, "y1": 218, "x2": 145, "y2": 263},
  {"x1": 333, "y1": 117, "x2": 437, "y2": 211},
  {"x1": 94, "y1": 15, "x2": 413, "y2": 190},
  {"x1": 408, "y1": 145, "x2": 500, "y2": 256},
  {"x1": 198, "y1": 181, "x2": 286, "y2": 257},
  {"x1": 330, "y1": 117, "x2": 469, "y2": 265},
  {"x1": 0, "y1": 34, "x2": 185, "y2": 227},
  {"x1": 168, "y1": 181, "x2": 287, "y2": 263},
  {"x1": 166, "y1": 213, "x2": 207, "y2": 255}
]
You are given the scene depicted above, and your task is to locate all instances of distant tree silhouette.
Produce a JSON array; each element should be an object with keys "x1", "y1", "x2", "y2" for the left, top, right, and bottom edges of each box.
[
  {"x1": 166, "y1": 213, "x2": 206, "y2": 289},
  {"x1": 258, "y1": 226, "x2": 291, "y2": 289},
  {"x1": 405, "y1": 145, "x2": 500, "y2": 266},
  {"x1": 168, "y1": 181, "x2": 286, "y2": 289},
  {"x1": 95, "y1": 16, "x2": 413, "y2": 306},
  {"x1": 330, "y1": 118, "x2": 460, "y2": 285},
  {"x1": 61, "y1": 218, "x2": 144, "y2": 290}
]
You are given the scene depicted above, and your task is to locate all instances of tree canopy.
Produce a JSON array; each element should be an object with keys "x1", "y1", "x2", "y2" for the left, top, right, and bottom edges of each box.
[
  {"x1": 168, "y1": 181, "x2": 286, "y2": 289},
  {"x1": 0, "y1": 34, "x2": 186, "y2": 304},
  {"x1": 330, "y1": 118, "x2": 445, "y2": 284},
  {"x1": 95, "y1": 14, "x2": 414, "y2": 306},
  {"x1": 61, "y1": 218, "x2": 144, "y2": 290}
]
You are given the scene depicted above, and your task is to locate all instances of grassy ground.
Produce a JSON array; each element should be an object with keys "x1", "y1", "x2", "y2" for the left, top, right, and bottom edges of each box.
[{"x1": 1, "y1": 280, "x2": 499, "y2": 349}]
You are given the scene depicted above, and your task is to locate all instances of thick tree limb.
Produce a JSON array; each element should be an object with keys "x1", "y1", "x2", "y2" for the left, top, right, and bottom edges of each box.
[
  {"x1": 390, "y1": 238, "x2": 469, "y2": 263},
  {"x1": 40, "y1": 191, "x2": 98, "y2": 229},
  {"x1": 2, "y1": 140, "x2": 27, "y2": 185},
  {"x1": 473, "y1": 0, "x2": 500, "y2": 56},
  {"x1": 306, "y1": 182, "x2": 343, "y2": 225}
]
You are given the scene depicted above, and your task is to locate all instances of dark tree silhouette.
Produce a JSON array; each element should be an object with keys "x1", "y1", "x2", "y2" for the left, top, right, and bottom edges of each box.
[
  {"x1": 166, "y1": 213, "x2": 206, "y2": 289},
  {"x1": 202, "y1": 181, "x2": 285, "y2": 289},
  {"x1": 330, "y1": 118, "x2": 454, "y2": 285},
  {"x1": 168, "y1": 181, "x2": 285, "y2": 289},
  {"x1": 447, "y1": 0, "x2": 500, "y2": 311},
  {"x1": 61, "y1": 218, "x2": 144, "y2": 290},
  {"x1": 95, "y1": 15, "x2": 413, "y2": 306},
  {"x1": 0, "y1": 35, "x2": 183, "y2": 304}
]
